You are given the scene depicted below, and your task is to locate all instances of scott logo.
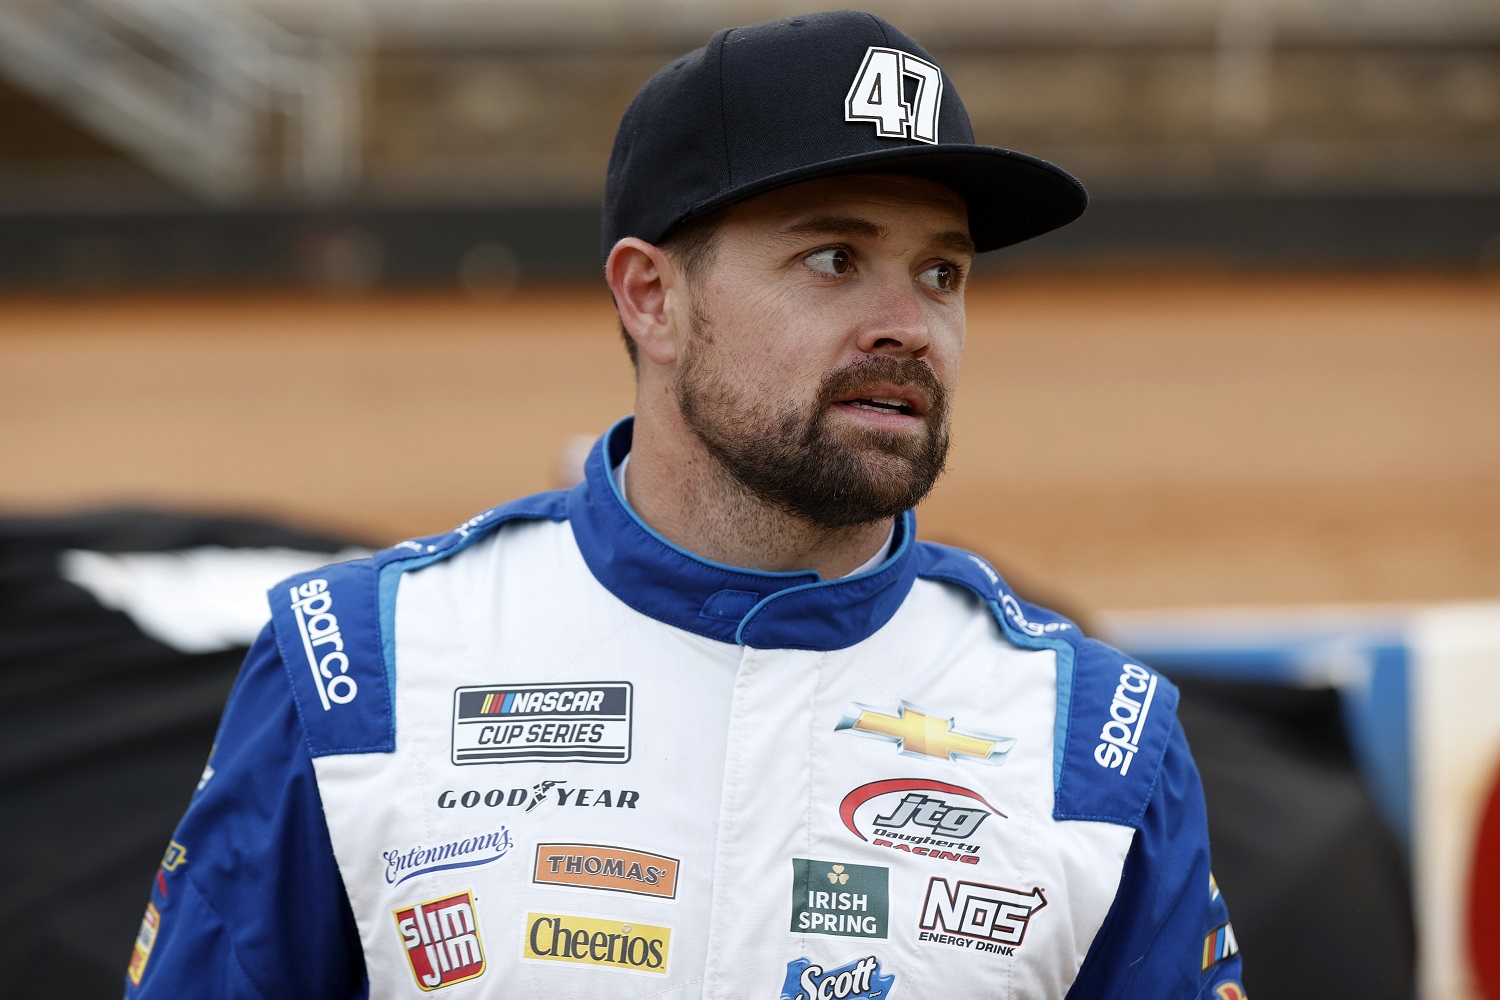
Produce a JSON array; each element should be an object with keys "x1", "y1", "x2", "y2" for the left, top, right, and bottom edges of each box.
[
  {"x1": 1093, "y1": 663, "x2": 1159, "y2": 775},
  {"x1": 845, "y1": 46, "x2": 942, "y2": 144},
  {"x1": 839, "y1": 778, "x2": 1004, "y2": 865},
  {"x1": 393, "y1": 891, "x2": 485, "y2": 991},
  {"x1": 779, "y1": 955, "x2": 894, "y2": 1000},
  {"x1": 288, "y1": 579, "x2": 356, "y2": 710}
]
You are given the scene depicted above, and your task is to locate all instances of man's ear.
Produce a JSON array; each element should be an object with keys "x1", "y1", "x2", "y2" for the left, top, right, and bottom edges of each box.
[{"x1": 606, "y1": 238, "x2": 681, "y2": 367}]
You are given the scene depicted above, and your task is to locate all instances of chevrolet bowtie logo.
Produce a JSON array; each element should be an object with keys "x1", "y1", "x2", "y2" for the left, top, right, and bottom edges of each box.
[{"x1": 835, "y1": 703, "x2": 1014, "y2": 765}]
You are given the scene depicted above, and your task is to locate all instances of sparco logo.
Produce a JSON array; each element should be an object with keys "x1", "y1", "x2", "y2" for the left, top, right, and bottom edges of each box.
[
  {"x1": 918, "y1": 876, "x2": 1047, "y2": 957},
  {"x1": 437, "y1": 781, "x2": 639, "y2": 812},
  {"x1": 779, "y1": 955, "x2": 894, "y2": 1000},
  {"x1": 1093, "y1": 663, "x2": 1159, "y2": 776},
  {"x1": 393, "y1": 890, "x2": 485, "y2": 991},
  {"x1": 839, "y1": 778, "x2": 1004, "y2": 865},
  {"x1": 288, "y1": 579, "x2": 356, "y2": 709}
]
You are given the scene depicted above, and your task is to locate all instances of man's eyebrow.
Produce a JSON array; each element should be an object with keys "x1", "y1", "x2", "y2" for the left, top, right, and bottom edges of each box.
[
  {"x1": 931, "y1": 230, "x2": 977, "y2": 260},
  {"x1": 776, "y1": 215, "x2": 889, "y2": 243},
  {"x1": 775, "y1": 215, "x2": 975, "y2": 259}
]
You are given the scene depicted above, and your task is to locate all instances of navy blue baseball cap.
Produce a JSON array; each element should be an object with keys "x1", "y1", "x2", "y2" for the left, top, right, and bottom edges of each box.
[{"x1": 602, "y1": 10, "x2": 1087, "y2": 262}]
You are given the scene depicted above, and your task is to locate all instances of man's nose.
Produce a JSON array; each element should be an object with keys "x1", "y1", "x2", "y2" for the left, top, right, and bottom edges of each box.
[{"x1": 854, "y1": 275, "x2": 932, "y2": 359}]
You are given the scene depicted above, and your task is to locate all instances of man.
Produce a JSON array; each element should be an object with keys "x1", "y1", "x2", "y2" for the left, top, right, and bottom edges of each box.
[{"x1": 126, "y1": 11, "x2": 1243, "y2": 999}]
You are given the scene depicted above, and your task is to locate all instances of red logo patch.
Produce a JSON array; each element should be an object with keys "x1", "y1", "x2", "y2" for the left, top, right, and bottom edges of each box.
[{"x1": 393, "y1": 890, "x2": 486, "y2": 991}]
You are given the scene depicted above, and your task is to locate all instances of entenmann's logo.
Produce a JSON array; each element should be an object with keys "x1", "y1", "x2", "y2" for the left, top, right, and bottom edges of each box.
[
  {"x1": 522, "y1": 912, "x2": 671, "y2": 975},
  {"x1": 288, "y1": 579, "x2": 356, "y2": 710},
  {"x1": 452, "y1": 682, "x2": 632, "y2": 765},
  {"x1": 383, "y1": 828, "x2": 514, "y2": 886}
]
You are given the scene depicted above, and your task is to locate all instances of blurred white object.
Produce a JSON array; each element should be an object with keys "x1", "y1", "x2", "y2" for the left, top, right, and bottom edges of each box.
[{"x1": 60, "y1": 545, "x2": 368, "y2": 653}]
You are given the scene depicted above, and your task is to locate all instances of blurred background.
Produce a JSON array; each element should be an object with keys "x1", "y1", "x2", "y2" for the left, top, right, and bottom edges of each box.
[{"x1": 0, "y1": 0, "x2": 1497, "y2": 996}]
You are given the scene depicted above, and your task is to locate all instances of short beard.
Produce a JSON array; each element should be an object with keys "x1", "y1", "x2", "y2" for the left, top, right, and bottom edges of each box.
[{"x1": 675, "y1": 338, "x2": 951, "y2": 530}]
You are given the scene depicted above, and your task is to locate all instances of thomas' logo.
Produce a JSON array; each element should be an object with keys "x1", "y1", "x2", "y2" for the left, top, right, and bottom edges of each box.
[
  {"x1": 288, "y1": 579, "x2": 356, "y2": 709},
  {"x1": 523, "y1": 913, "x2": 671, "y2": 975},
  {"x1": 779, "y1": 955, "x2": 894, "y2": 1000},
  {"x1": 790, "y1": 859, "x2": 889, "y2": 938},
  {"x1": 839, "y1": 778, "x2": 1002, "y2": 865},
  {"x1": 1093, "y1": 663, "x2": 1159, "y2": 776},
  {"x1": 393, "y1": 891, "x2": 485, "y2": 991},
  {"x1": 845, "y1": 47, "x2": 942, "y2": 145},
  {"x1": 918, "y1": 876, "x2": 1047, "y2": 956},
  {"x1": 836, "y1": 703, "x2": 1014, "y2": 765},
  {"x1": 451, "y1": 682, "x2": 632, "y2": 765},
  {"x1": 533, "y1": 844, "x2": 679, "y2": 899},
  {"x1": 383, "y1": 828, "x2": 514, "y2": 886}
]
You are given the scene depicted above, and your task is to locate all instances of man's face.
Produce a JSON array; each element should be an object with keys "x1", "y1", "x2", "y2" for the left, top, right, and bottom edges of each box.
[{"x1": 672, "y1": 174, "x2": 973, "y2": 529}]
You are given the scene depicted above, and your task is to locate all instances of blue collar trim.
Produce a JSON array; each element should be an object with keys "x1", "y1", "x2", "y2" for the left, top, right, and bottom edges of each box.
[{"x1": 567, "y1": 417, "x2": 919, "y2": 650}]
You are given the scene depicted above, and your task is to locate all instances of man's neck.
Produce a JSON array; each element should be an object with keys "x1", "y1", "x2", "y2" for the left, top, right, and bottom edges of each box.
[{"x1": 622, "y1": 417, "x2": 895, "y2": 580}]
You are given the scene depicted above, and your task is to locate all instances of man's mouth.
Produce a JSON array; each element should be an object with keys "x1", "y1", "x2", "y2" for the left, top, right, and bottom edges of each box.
[{"x1": 843, "y1": 396, "x2": 917, "y2": 416}]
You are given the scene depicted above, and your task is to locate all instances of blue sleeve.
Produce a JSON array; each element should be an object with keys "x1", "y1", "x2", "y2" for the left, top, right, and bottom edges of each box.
[
  {"x1": 1065, "y1": 719, "x2": 1245, "y2": 999},
  {"x1": 123, "y1": 626, "x2": 367, "y2": 999}
]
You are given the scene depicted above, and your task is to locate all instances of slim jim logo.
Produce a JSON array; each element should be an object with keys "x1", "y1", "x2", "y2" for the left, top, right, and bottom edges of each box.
[
  {"x1": 523, "y1": 912, "x2": 671, "y2": 975},
  {"x1": 393, "y1": 891, "x2": 486, "y2": 990},
  {"x1": 533, "y1": 843, "x2": 680, "y2": 899}
]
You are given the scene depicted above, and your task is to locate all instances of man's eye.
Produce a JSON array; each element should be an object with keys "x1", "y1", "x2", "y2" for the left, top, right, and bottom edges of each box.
[
  {"x1": 918, "y1": 262, "x2": 959, "y2": 291},
  {"x1": 804, "y1": 248, "x2": 852, "y2": 275}
]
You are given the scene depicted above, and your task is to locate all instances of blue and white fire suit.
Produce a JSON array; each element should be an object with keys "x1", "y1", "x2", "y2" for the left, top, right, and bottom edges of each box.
[{"x1": 124, "y1": 417, "x2": 1244, "y2": 999}]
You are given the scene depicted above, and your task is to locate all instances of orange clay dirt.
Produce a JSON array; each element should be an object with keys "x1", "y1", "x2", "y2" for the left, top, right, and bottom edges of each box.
[{"x1": 1, "y1": 271, "x2": 1497, "y2": 614}]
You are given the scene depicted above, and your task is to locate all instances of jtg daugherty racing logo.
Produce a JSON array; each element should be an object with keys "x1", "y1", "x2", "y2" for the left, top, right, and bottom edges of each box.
[
  {"x1": 288, "y1": 579, "x2": 356, "y2": 710},
  {"x1": 779, "y1": 955, "x2": 894, "y2": 1000},
  {"x1": 1094, "y1": 663, "x2": 1159, "y2": 776},
  {"x1": 839, "y1": 778, "x2": 1003, "y2": 865}
]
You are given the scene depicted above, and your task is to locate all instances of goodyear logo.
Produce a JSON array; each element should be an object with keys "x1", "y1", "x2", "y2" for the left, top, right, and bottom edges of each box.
[
  {"x1": 452, "y1": 682, "x2": 632, "y2": 765},
  {"x1": 533, "y1": 843, "x2": 679, "y2": 899},
  {"x1": 523, "y1": 912, "x2": 671, "y2": 975}
]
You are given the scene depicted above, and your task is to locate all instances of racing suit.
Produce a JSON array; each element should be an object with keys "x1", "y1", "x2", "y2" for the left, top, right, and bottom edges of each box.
[{"x1": 124, "y1": 417, "x2": 1244, "y2": 999}]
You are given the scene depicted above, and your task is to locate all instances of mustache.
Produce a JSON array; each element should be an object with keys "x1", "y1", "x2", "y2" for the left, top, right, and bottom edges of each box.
[{"x1": 815, "y1": 355, "x2": 947, "y2": 416}]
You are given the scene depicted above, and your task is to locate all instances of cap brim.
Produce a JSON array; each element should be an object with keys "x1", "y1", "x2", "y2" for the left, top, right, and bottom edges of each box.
[{"x1": 681, "y1": 144, "x2": 1087, "y2": 253}]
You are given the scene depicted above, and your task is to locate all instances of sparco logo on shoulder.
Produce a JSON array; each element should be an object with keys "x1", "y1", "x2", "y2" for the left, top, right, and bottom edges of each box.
[
  {"x1": 1094, "y1": 663, "x2": 1159, "y2": 776},
  {"x1": 289, "y1": 579, "x2": 356, "y2": 710}
]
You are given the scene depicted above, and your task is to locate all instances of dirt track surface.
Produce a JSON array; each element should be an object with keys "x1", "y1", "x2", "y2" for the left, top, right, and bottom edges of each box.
[{"x1": 1, "y1": 273, "x2": 1497, "y2": 612}]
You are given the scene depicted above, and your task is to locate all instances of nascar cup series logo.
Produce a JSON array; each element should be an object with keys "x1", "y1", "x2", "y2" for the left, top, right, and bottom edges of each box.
[
  {"x1": 839, "y1": 778, "x2": 1003, "y2": 865},
  {"x1": 451, "y1": 682, "x2": 632, "y2": 765}
]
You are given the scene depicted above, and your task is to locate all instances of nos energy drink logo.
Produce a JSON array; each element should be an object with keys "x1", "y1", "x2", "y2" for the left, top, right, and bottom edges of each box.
[{"x1": 451, "y1": 682, "x2": 632, "y2": 765}]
